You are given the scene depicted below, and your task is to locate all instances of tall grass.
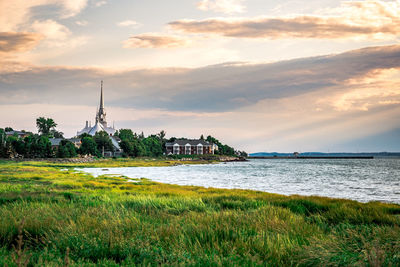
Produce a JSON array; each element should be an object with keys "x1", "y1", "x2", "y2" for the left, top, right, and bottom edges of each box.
[{"x1": 0, "y1": 160, "x2": 399, "y2": 266}]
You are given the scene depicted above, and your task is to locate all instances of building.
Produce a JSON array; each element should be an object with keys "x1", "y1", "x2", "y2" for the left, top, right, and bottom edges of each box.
[
  {"x1": 68, "y1": 138, "x2": 82, "y2": 148},
  {"x1": 165, "y1": 139, "x2": 215, "y2": 155},
  {"x1": 76, "y1": 81, "x2": 121, "y2": 153},
  {"x1": 49, "y1": 138, "x2": 63, "y2": 148},
  {"x1": 77, "y1": 81, "x2": 116, "y2": 137},
  {"x1": 5, "y1": 131, "x2": 31, "y2": 139},
  {"x1": 49, "y1": 138, "x2": 82, "y2": 149}
]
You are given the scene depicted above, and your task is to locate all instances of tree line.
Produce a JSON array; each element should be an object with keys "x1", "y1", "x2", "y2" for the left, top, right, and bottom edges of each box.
[
  {"x1": 0, "y1": 118, "x2": 114, "y2": 158},
  {"x1": 0, "y1": 117, "x2": 246, "y2": 158}
]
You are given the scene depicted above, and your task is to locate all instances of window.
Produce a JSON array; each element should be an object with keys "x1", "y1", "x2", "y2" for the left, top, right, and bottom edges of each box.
[
  {"x1": 197, "y1": 145, "x2": 203, "y2": 155},
  {"x1": 173, "y1": 144, "x2": 180, "y2": 154},
  {"x1": 185, "y1": 144, "x2": 191, "y2": 154}
]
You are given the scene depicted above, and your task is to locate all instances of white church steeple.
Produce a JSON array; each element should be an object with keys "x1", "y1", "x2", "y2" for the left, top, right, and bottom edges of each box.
[
  {"x1": 77, "y1": 81, "x2": 116, "y2": 138},
  {"x1": 97, "y1": 80, "x2": 107, "y2": 127}
]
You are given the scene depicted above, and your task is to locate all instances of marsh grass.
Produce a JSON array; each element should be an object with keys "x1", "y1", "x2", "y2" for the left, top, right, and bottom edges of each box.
[{"x1": 0, "y1": 160, "x2": 399, "y2": 266}]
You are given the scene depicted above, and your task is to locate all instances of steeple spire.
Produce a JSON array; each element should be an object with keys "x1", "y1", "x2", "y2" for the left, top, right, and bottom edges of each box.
[
  {"x1": 99, "y1": 80, "x2": 104, "y2": 112},
  {"x1": 97, "y1": 80, "x2": 107, "y2": 127}
]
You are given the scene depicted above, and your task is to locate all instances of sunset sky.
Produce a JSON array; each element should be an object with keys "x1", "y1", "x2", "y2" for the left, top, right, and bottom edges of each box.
[{"x1": 0, "y1": 0, "x2": 399, "y2": 153}]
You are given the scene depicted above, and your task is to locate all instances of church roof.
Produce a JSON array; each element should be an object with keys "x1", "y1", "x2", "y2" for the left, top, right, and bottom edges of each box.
[{"x1": 88, "y1": 122, "x2": 105, "y2": 136}]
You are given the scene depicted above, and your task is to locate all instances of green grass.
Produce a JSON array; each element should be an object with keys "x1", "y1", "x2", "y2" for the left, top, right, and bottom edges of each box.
[{"x1": 0, "y1": 160, "x2": 399, "y2": 266}]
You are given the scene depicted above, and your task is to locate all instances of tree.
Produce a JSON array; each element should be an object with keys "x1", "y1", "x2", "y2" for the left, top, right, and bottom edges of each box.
[
  {"x1": 120, "y1": 140, "x2": 134, "y2": 156},
  {"x1": 142, "y1": 136, "x2": 163, "y2": 157},
  {"x1": 93, "y1": 131, "x2": 114, "y2": 154},
  {"x1": 51, "y1": 129, "x2": 64, "y2": 138},
  {"x1": 23, "y1": 135, "x2": 35, "y2": 158},
  {"x1": 0, "y1": 128, "x2": 5, "y2": 157},
  {"x1": 78, "y1": 133, "x2": 91, "y2": 140},
  {"x1": 118, "y1": 129, "x2": 135, "y2": 141},
  {"x1": 157, "y1": 130, "x2": 167, "y2": 153},
  {"x1": 57, "y1": 140, "x2": 77, "y2": 158},
  {"x1": 36, "y1": 117, "x2": 57, "y2": 136},
  {"x1": 206, "y1": 135, "x2": 236, "y2": 156},
  {"x1": 5, "y1": 136, "x2": 18, "y2": 158},
  {"x1": 5, "y1": 127, "x2": 13, "y2": 132},
  {"x1": 80, "y1": 137, "x2": 98, "y2": 156},
  {"x1": 30, "y1": 135, "x2": 53, "y2": 158},
  {"x1": 14, "y1": 139, "x2": 26, "y2": 156},
  {"x1": 120, "y1": 139, "x2": 146, "y2": 157},
  {"x1": 139, "y1": 131, "x2": 144, "y2": 139},
  {"x1": 158, "y1": 130, "x2": 166, "y2": 141}
]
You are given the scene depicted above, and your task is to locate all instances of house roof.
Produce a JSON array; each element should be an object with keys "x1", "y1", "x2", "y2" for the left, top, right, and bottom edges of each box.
[
  {"x1": 49, "y1": 138, "x2": 63, "y2": 146},
  {"x1": 5, "y1": 131, "x2": 30, "y2": 136},
  {"x1": 166, "y1": 139, "x2": 211, "y2": 146}
]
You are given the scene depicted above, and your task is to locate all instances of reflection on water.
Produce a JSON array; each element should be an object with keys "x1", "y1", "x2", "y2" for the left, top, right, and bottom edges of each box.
[{"x1": 79, "y1": 159, "x2": 400, "y2": 204}]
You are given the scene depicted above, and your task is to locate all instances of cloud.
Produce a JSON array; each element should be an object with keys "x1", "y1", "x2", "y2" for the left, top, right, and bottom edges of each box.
[
  {"x1": 122, "y1": 34, "x2": 190, "y2": 48},
  {"x1": 0, "y1": 32, "x2": 43, "y2": 53},
  {"x1": 76, "y1": 20, "x2": 88, "y2": 26},
  {"x1": 1, "y1": 44, "x2": 399, "y2": 111},
  {"x1": 28, "y1": 20, "x2": 88, "y2": 50},
  {"x1": 197, "y1": 0, "x2": 246, "y2": 14},
  {"x1": 171, "y1": 0, "x2": 400, "y2": 39},
  {"x1": 95, "y1": 0, "x2": 107, "y2": 7},
  {"x1": 117, "y1": 20, "x2": 141, "y2": 28},
  {"x1": 29, "y1": 19, "x2": 88, "y2": 50},
  {"x1": 0, "y1": 0, "x2": 88, "y2": 31},
  {"x1": 31, "y1": 20, "x2": 71, "y2": 41},
  {"x1": 59, "y1": 0, "x2": 88, "y2": 18}
]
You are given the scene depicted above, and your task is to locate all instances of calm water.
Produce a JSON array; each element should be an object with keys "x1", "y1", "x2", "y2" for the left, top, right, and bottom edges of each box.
[{"x1": 80, "y1": 159, "x2": 400, "y2": 204}]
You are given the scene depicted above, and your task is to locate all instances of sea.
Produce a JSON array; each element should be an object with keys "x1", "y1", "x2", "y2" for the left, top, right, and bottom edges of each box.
[{"x1": 80, "y1": 158, "x2": 400, "y2": 204}]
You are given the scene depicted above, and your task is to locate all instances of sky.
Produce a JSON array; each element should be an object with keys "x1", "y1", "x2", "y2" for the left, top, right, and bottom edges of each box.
[{"x1": 0, "y1": 0, "x2": 399, "y2": 153}]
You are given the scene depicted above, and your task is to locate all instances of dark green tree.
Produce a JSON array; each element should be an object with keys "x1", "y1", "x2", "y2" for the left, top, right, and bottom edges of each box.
[
  {"x1": 23, "y1": 135, "x2": 35, "y2": 158},
  {"x1": 4, "y1": 127, "x2": 13, "y2": 132},
  {"x1": 80, "y1": 137, "x2": 98, "y2": 156},
  {"x1": 118, "y1": 129, "x2": 135, "y2": 141},
  {"x1": 5, "y1": 136, "x2": 18, "y2": 158},
  {"x1": 33, "y1": 136, "x2": 53, "y2": 158},
  {"x1": 120, "y1": 139, "x2": 146, "y2": 157},
  {"x1": 157, "y1": 130, "x2": 167, "y2": 153},
  {"x1": 0, "y1": 128, "x2": 6, "y2": 157},
  {"x1": 139, "y1": 131, "x2": 144, "y2": 139},
  {"x1": 57, "y1": 140, "x2": 77, "y2": 158},
  {"x1": 14, "y1": 139, "x2": 26, "y2": 156},
  {"x1": 78, "y1": 133, "x2": 91, "y2": 140},
  {"x1": 206, "y1": 135, "x2": 236, "y2": 156},
  {"x1": 120, "y1": 140, "x2": 134, "y2": 156},
  {"x1": 36, "y1": 117, "x2": 57, "y2": 136},
  {"x1": 51, "y1": 129, "x2": 64, "y2": 138},
  {"x1": 93, "y1": 131, "x2": 114, "y2": 154},
  {"x1": 142, "y1": 136, "x2": 163, "y2": 157},
  {"x1": 158, "y1": 130, "x2": 166, "y2": 141}
]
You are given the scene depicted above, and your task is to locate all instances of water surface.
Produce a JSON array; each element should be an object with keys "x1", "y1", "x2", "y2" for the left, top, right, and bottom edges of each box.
[{"x1": 80, "y1": 159, "x2": 400, "y2": 204}]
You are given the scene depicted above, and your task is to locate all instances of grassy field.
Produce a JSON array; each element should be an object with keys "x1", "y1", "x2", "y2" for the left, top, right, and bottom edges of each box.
[{"x1": 0, "y1": 159, "x2": 399, "y2": 266}]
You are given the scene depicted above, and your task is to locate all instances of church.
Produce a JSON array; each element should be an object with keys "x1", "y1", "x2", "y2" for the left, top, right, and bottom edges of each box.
[{"x1": 77, "y1": 81, "x2": 121, "y2": 153}]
